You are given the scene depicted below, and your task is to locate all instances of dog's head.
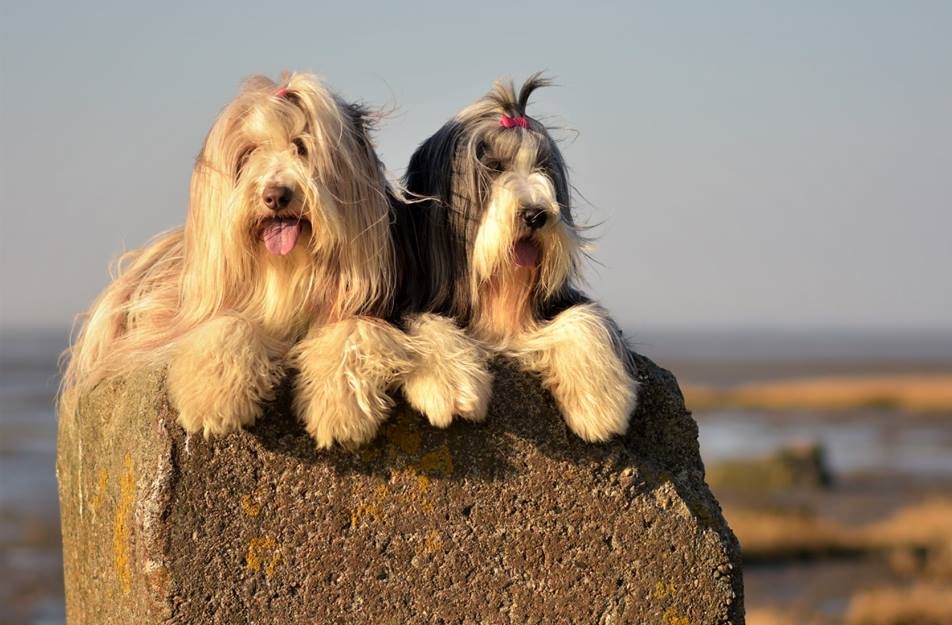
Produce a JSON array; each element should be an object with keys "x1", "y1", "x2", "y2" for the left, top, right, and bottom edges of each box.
[
  {"x1": 402, "y1": 74, "x2": 581, "y2": 333},
  {"x1": 185, "y1": 73, "x2": 394, "y2": 319}
]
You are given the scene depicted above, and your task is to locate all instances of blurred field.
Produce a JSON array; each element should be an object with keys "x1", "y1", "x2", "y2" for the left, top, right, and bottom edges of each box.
[
  {"x1": 726, "y1": 498, "x2": 952, "y2": 564},
  {"x1": 684, "y1": 374, "x2": 952, "y2": 413}
]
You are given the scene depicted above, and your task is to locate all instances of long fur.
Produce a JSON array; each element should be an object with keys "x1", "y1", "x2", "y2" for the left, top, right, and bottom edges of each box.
[
  {"x1": 400, "y1": 74, "x2": 638, "y2": 442},
  {"x1": 61, "y1": 73, "x2": 417, "y2": 447}
]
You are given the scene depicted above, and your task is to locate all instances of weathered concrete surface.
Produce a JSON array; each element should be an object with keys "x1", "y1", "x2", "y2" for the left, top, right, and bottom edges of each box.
[{"x1": 57, "y1": 354, "x2": 744, "y2": 624}]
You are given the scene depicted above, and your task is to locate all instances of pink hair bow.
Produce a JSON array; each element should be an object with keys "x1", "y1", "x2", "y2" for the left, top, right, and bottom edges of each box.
[
  {"x1": 275, "y1": 87, "x2": 289, "y2": 98},
  {"x1": 499, "y1": 114, "x2": 529, "y2": 129}
]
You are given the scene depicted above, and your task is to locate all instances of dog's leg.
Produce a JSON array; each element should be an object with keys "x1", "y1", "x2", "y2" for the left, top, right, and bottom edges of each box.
[
  {"x1": 167, "y1": 315, "x2": 282, "y2": 437},
  {"x1": 402, "y1": 313, "x2": 494, "y2": 428},
  {"x1": 514, "y1": 303, "x2": 638, "y2": 442},
  {"x1": 290, "y1": 318, "x2": 415, "y2": 448}
]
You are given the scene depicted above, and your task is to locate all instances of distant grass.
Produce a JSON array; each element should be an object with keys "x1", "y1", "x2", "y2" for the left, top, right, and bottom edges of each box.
[
  {"x1": 845, "y1": 583, "x2": 952, "y2": 625},
  {"x1": 726, "y1": 498, "x2": 952, "y2": 564},
  {"x1": 745, "y1": 608, "x2": 796, "y2": 625},
  {"x1": 684, "y1": 374, "x2": 952, "y2": 413}
]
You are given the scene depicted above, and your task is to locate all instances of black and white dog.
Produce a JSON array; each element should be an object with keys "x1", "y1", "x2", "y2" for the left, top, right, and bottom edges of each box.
[{"x1": 398, "y1": 75, "x2": 638, "y2": 442}]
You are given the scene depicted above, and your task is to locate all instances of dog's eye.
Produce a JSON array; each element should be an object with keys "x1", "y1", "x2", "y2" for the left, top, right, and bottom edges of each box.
[
  {"x1": 481, "y1": 158, "x2": 503, "y2": 173},
  {"x1": 292, "y1": 138, "x2": 308, "y2": 158},
  {"x1": 475, "y1": 141, "x2": 489, "y2": 161},
  {"x1": 236, "y1": 147, "x2": 254, "y2": 178}
]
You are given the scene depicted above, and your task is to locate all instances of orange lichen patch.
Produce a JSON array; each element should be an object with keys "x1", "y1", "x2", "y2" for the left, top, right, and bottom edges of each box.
[
  {"x1": 684, "y1": 374, "x2": 952, "y2": 413},
  {"x1": 654, "y1": 580, "x2": 677, "y2": 600},
  {"x1": 357, "y1": 445, "x2": 381, "y2": 462},
  {"x1": 419, "y1": 446, "x2": 454, "y2": 477},
  {"x1": 90, "y1": 468, "x2": 109, "y2": 513},
  {"x1": 662, "y1": 607, "x2": 691, "y2": 625},
  {"x1": 113, "y1": 455, "x2": 135, "y2": 594},
  {"x1": 246, "y1": 536, "x2": 282, "y2": 578},
  {"x1": 239, "y1": 495, "x2": 261, "y2": 517},
  {"x1": 351, "y1": 483, "x2": 389, "y2": 528},
  {"x1": 423, "y1": 530, "x2": 444, "y2": 555}
]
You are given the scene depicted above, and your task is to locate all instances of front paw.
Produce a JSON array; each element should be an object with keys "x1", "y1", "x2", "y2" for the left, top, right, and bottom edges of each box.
[
  {"x1": 166, "y1": 317, "x2": 281, "y2": 437},
  {"x1": 557, "y1": 386, "x2": 635, "y2": 443},
  {"x1": 403, "y1": 314, "x2": 493, "y2": 428},
  {"x1": 167, "y1": 355, "x2": 274, "y2": 437},
  {"x1": 293, "y1": 376, "x2": 391, "y2": 449},
  {"x1": 403, "y1": 361, "x2": 493, "y2": 428}
]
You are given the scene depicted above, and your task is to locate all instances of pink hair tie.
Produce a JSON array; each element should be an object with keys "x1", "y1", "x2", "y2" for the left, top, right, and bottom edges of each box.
[
  {"x1": 275, "y1": 87, "x2": 289, "y2": 98},
  {"x1": 499, "y1": 114, "x2": 529, "y2": 129}
]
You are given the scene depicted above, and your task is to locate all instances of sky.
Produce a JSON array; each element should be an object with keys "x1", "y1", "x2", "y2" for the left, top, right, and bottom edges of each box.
[{"x1": 1, "y1": 1, "x2": 950, "y2": 332}]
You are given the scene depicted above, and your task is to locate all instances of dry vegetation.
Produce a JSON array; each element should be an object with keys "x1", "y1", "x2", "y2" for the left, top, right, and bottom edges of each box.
[
  {"x1": 684, "y1": 374, "x2": 952, "y2": 413},
  {"x1": 845, "y1": 583, "x2": 952, "y2": 625},
  {"x1": 726, "y1": 498, "x2": 952, "y2": 564},
  {"x1": 737, "y1": 500, "x2": 952, "y2": 624}
]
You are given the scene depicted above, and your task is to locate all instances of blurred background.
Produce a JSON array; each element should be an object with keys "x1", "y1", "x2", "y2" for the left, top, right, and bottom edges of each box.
[{"x1": 1, "y1": 2, "x2": 950, "y2": 624}]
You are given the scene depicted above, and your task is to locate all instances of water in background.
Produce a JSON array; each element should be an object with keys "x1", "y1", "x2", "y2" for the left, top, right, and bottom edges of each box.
[
  {"x1": 1, "y1": 326, "x2": 950, "y2": 624},
  {"x1": 1, "y1": 330, "x2": 67, "y2": 625}
]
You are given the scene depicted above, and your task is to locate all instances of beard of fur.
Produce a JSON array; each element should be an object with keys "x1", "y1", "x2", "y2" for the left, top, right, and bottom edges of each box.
[
  {"x1": 61, "y1": 73, "x2": 395, "y2": 415},
  {"x1": 468, "y1": 171, "x2": 579, "y2": 343}
]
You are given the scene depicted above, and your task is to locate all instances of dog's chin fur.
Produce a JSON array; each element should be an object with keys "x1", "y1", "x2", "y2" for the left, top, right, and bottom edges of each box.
[
  {"x1": 61, "y1": 72, "x2": 419, "y2": 448},
  {"x1": 400, "y1": 73, "x2": 639, "y2": 442}
]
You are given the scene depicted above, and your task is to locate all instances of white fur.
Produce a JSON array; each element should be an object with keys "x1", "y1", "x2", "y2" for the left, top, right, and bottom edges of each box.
[
  {"x1": 513, "y1": 304, "x2": 637, "y2": 442},
  {"x1": 61, "y1": 73, "x2": 410, "y2": 448},
  {"x1": 290, "y1": 318, "x2": 416, "y2": 449},
  {"x1": 402, "y1": 314, "x2": 493, "y2": 428}
]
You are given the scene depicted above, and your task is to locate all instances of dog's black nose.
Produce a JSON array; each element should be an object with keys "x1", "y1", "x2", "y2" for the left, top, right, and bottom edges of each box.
[
  {"x1": 262, "y1": 185, "x2": 293, "y2": 211},
  {"x1": 521, "y1": 207, "x2": 549, "y2": 231}
]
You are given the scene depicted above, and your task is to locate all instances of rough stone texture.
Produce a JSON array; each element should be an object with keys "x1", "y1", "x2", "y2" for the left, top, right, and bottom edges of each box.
[{"x1": 57, "y1": 354, "x2": 744, "y2": 624}]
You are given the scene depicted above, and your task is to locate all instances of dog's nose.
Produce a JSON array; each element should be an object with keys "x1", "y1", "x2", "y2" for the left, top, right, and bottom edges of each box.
[
  {"x1": 262, "y1": 185, "x2": 294, "y2": 211},
  {"x1": 521, "y1": 207, "x2": 549, "y2": 231}
]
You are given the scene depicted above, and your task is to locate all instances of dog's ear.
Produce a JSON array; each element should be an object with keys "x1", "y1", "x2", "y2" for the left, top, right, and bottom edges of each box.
[
  {"x1": 404, "y1": 120, "x2": 465, "y2": 205},
  {"x1": 396, "y1": 120, "x2": 469, "y2": 319}
]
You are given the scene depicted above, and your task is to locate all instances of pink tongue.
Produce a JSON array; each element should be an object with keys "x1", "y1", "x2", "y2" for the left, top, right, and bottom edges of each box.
[
  {"x1": 263, "y1": 220, "x2": 301, "y2": 256},
  {"x1": 513, "y1": 239, "x2": 540, "y2": 267}
]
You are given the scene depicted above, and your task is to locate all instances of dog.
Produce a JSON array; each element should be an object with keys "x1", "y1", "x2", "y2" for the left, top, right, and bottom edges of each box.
[
  {"x1": 400, "y1": 74, "x2": 638, "y2": 442},
  {"x1": 61, "y1": 72, "x2": 487, "y2": 448}
]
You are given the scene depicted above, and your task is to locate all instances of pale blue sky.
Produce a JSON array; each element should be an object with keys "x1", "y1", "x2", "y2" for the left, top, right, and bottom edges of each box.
[{"x1": 2, "y1": 1, "x2": 950, "y2": 331}]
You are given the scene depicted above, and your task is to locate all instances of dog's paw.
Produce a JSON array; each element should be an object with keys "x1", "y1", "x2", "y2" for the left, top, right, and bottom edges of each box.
[
  {"x1": 515, "y1": 303, "x2": 638, "y2": 442},
  {"x1": 167, "y1": 317, "x2": 280, "y2": 437},
  {"x1": 403, "y1": 314, "x2": 493, "y2": 428},
  {"x1": 290, "y1": 319, "x2": 411, "y2": 448},
  {"x1": 556, "y1": 385, "x2": 636, "y2": 442},
  {"x1": 293, "y1": 376, "x2": 392, "y2": 449}
]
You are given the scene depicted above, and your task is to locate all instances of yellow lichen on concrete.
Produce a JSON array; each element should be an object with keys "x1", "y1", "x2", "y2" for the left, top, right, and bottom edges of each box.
[
  {"x1": 357, "y1": 445, "x2": 381, "y2": 462},
  {"x1": 90, "y1": 468, "x2": 109, "y2": 513},
  {"x1": 351, "y1": 483, "x2": 389, "y2": 528},
  {"x1": 246, "y1": 536, "x2": 282, "y2": 578},
  {"x1": 654, "y1": 580, "x2": 677, "y2": 600},
  {"x1": 419, "y1": 446, "x2": 454, "y2": 477},
  {"x1": 423, "y1": 530, "x2": 444, "y2": 555},
  {"x1": 662, "y1": 607, "x2": 691, "y2": 625},
  {"x1": 240, "y1": 495, "x2": 261, "y2": 517},
  {"x1": 113, "y1": 455, "x2": 135, "y2": 594}
]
